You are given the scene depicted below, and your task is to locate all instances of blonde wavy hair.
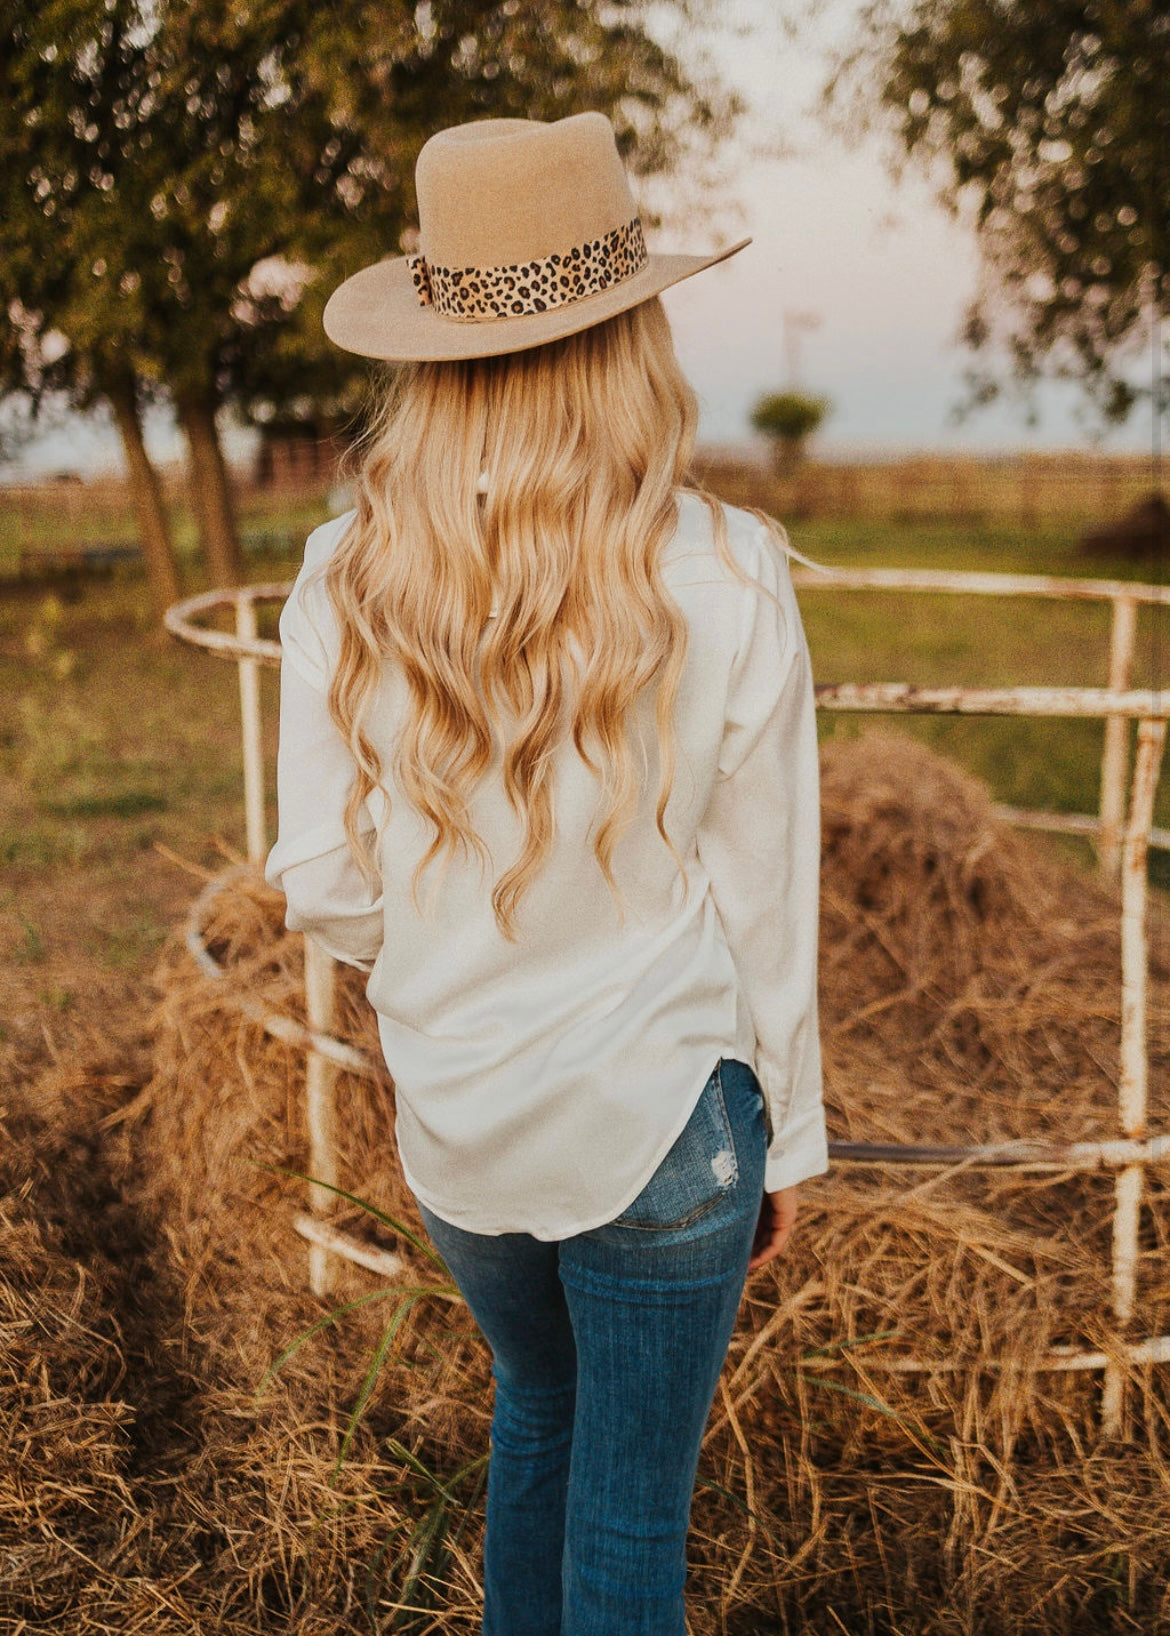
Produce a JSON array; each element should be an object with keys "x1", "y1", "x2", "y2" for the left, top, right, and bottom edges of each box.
[{"x1": 318, "y1": 296, "x2": 789, "y2": 941}]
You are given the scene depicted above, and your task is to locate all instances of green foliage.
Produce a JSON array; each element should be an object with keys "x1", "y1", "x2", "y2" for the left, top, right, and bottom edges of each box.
[
  {"x1": 750, "y1": 389, "x2": 831, "y2": 469},
  {"x1": 828, "y1": 1, "x2": 1170, "y2": 427}
]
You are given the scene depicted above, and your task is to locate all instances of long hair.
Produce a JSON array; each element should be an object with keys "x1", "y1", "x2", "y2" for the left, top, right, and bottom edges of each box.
[{"x1": 319, "y1": 296, "x2": 784, "y2": 942}]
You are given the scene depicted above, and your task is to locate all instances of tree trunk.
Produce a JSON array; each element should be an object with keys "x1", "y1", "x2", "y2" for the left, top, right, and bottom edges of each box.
[
  {"x1": 176, "y1": 388, "x2": 242, "y2": 586},
  {"x1": 105, "y1": 373, "x2": 182, "y2": 620}
]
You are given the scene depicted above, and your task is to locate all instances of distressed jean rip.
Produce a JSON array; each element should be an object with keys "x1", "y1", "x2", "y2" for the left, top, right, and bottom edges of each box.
[{"x1": 711, "y1": 1148, "x2": 737, "y2": 1187}]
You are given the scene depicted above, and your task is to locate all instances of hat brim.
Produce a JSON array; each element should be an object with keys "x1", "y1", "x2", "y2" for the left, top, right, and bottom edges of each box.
[{"x1": 323, "y1": 239, "x2": 751, "y2": 362}]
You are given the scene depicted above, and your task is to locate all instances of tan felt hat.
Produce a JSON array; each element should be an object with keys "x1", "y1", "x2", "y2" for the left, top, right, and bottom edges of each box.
[{"x1": 323, "y1": 111, "x2": 750, "y2": 362}]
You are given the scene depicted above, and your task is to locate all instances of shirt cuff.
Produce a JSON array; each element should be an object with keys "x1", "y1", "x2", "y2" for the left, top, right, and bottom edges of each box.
[
  {"x1": 283, "y1": 896, "x2": 384, "y2": 974},
  {"x1": 764, "y1": 1117, "x2": 830, "y2": 1193},
  {"x1": 755, "y1": 1056, "x2": 830, "y2": 1191}
]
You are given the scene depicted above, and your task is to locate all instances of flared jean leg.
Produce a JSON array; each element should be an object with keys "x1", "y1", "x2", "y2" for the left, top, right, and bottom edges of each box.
[
  {"x1": 555, "y1": 1232, "x2": 756, "y2": 1634},
  {"x1": 416, "y1": 1207, "x2": 578, "y2": 1636},
  {"x1": 482, "y1": 1372, "x2": 576, "y2": 1633}
]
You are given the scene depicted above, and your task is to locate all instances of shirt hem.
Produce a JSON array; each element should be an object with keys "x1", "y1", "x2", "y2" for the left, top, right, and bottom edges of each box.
[{"x1": 398, "y1": 1048, "x2": 738, "y2": 1241}]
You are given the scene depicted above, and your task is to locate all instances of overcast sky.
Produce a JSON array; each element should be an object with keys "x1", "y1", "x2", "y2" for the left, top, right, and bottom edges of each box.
[
  {"x1": 7, "y1": 0, "x2": 1158, "y2": 477},
  {"x1": 659, "y1": 0, "x2": 1155, "y2": 455}
]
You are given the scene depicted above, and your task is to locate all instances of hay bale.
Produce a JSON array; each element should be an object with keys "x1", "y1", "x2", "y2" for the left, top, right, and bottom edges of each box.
[
  {"x1": 107, "y1": 864, "x2": 491, "y2": 1550},
  {"x1": 819, "y1": 728, "x2": 1151, "y2": 1144},
  {"x1": 117, "y1": 869, "x2": 424, "y2": 1333},
  {"x1": 806, "y1": 730, "x2": 1169, "y2": 1397},
  {"x1": 98, "y1": 727, "x2": 1170, "y2": 1631}
]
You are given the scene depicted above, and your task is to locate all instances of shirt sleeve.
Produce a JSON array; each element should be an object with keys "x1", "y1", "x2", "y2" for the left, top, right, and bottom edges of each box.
[
  {"x1": 264, "y1": 606, "x2": 384, "y2": 976},
  {"x1": 695, "y1": 524, "x2": 828, "y2": 1193}
]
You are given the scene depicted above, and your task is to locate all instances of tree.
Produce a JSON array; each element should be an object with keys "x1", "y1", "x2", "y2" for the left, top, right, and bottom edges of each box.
[
  {"x1": 2, "y1": 0, "x2": 741, "y2": 596},
  {"x1": 827, "y1": 0, "x2": 1170, "y2": 429},
  {"x1": 751, "y1": 390, "x2": 831, "y2": 473},
  {"x1": 1, "y1": 2, "x2": 183, "y2": 616}
]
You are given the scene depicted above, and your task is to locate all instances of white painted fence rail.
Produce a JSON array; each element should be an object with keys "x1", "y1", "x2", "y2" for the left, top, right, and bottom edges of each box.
[{"x1": 165, "y1": 563, "x2": 1168, "y2": 1437}]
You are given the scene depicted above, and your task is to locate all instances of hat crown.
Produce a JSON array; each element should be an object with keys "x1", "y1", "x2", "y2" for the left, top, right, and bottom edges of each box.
[{"x1": 416, "y1": 112, "x2": 638, "y2": 271}]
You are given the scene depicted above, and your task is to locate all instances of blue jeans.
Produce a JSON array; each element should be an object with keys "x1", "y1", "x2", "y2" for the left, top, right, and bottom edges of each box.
[{"x1": 416, "y1": 1057, "x2": 767, "y2": 1636}]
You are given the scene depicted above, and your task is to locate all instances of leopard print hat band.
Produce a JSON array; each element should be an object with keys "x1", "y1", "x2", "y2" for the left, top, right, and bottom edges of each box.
[{"x1": 406, "y1": 217, "x2": 649, "y2": 322}]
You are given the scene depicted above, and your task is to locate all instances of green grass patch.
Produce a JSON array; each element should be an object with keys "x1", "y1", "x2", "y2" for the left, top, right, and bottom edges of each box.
[
  {"x1": 40, "y1": 789, "x2": 168, "y2": 818},
  {"x1": 38, "y1": 985, "x2": 76, "y2": 1012},
  {"x1": 787, "y1": 511, "x2": 1168, "y2": 583},
  {"x1": 0, "y1": 824, "x2": 93, "y2": 870},
  {"x1": 12, "y1": 914, "x2": 47, "y2": 965},
  {"x1": 0, "y1": 486, "x2": 335, "y2": 582},
  {"x1": 89, "y1": 908, "x2": 169, "y2": 970}
]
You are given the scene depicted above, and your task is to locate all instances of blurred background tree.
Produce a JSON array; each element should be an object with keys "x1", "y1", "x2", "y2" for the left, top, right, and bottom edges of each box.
[
  {"x1": 827, "y1": 0, "x2": 1169, "y2": 431},
  {"x1": 1, "y1": 0, "x2": 184, "y2": 612},
  {"x1": 1, "y1": 0, "x2": 740, "y2": 607},
  {"x1": 751, "y1": 390, "x2": 832, "y2": 474}
]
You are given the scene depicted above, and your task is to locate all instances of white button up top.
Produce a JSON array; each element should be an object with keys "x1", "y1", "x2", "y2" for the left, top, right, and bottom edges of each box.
[{"x1": 266, "y1": 492, "x2": 828, "y2": 1238}]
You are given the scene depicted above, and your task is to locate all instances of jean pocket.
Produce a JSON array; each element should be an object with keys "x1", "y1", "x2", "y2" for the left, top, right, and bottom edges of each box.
[{"x1": 611, "y1": 1060, "x2": 739, "y2": 1231}]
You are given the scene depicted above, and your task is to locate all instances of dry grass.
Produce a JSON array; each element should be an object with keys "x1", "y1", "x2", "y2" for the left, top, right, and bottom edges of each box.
[{"x1": 4, "y1": 730, "x2": 1170, "y2": 1632}]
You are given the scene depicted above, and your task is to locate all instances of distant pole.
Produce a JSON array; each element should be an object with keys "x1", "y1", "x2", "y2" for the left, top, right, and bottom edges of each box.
[
  {"x1": 783, "y1": 310, "x2": 822, "y2": 388},
  {"x1": 236, "y1": 593, "x2": 266, "y2": 867},
  {"x1": 304, "y1": 935, "x2": 340, "y2": 1298}
]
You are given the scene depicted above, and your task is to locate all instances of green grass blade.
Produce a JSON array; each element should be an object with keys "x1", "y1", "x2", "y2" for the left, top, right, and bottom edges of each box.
[
  {"x1": 252, "y1": 1287, "x2": 396, "y2": 1404},
  {"x1": 800, "y1": 1328, "x2": 901, "y2": 1361},
  {"x1": 799, "y1": 1373, "x2": 946, "y2": 1451},
  {"x1": 382, "y1": 1434, "x2": 454, "y2": 1500},
  {"x1": 694, "y1": 1477, "x2": 783, "y2": 1545},
  {"x1": 394, "y1": 1500, "x2": 449, "y2": 1628},
  {"x1": 334, "y1": 1295, "x2": 421, "y2": 1476},
  {"x1": 445, "y1": 1458, "x2": 489, "y2": 1553},
  {"x1": 362, "y1": 1518, "x2": 411, "y2": 1626},
  {"x1": 446, "y1": 1449, "x2": 490, "y2": 1489},
  {"x1": 251, "y1": 1160, "x2": 447, "y2": 1268}
]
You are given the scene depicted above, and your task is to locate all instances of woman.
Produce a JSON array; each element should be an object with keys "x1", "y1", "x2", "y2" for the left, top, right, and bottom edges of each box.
[{"x1": 266, "y1": 110, "x2": 828, "y2": 1635}]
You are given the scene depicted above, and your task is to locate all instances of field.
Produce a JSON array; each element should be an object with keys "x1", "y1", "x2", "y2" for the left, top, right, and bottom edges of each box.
[
  {"x1": 2, "y1": 450, "x2": 1161, "y2": 574},
  {"x1": 2, "y1": 461, "x2": 1169, "y2": 1632}
]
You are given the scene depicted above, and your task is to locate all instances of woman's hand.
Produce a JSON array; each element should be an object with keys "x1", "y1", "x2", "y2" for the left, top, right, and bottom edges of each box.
[{"x1": 748, "y1": 1186, "x2": 799, "y2": 1271}]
